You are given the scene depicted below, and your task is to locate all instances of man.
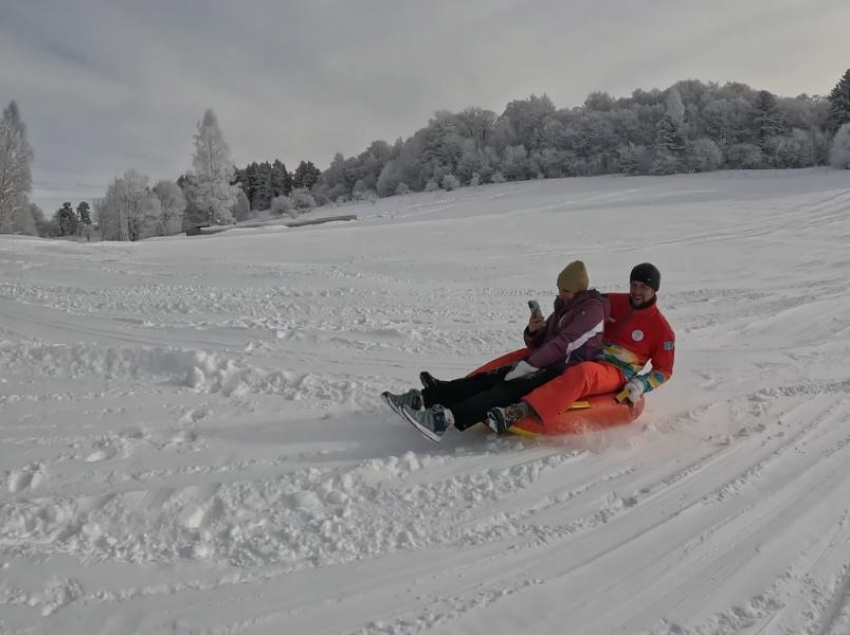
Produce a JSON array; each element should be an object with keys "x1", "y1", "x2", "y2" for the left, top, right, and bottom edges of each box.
[
  {"x1": 488, "y1": 262, "x2": 676, "y2": 434},
  {"x1": 382, "y1": 260, "x2": 606, "y2": 442}
]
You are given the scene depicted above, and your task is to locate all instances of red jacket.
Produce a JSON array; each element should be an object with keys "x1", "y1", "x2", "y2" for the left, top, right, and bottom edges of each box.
[{"x1": 597, "y1": 293, "x2": 675, "y2": 394}]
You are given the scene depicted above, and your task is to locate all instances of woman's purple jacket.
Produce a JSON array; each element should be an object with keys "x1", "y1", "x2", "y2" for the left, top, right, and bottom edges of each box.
[{"x1": 522, "y1": 289, "x2": 607, "y2": 369}]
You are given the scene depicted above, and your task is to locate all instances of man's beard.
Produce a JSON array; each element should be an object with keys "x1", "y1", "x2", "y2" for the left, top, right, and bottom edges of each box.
[{"x1": 629, "y1": 295, "x2": 657, "y2": 310}]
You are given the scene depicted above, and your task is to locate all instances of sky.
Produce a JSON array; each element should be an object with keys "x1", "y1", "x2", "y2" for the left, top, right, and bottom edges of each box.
[{"x1": 1, "y1": 0, "x2": 848, "y2": 213}]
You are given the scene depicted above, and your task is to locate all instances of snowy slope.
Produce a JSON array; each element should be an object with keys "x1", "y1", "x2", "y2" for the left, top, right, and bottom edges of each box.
[{"x1": 2, "y1": 169, "x2": 850, "y2": 635}]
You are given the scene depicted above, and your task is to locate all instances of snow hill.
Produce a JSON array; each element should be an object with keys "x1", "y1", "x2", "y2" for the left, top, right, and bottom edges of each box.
[{"x1": 2, "y1": 169, "x2": 850, "y2": 635}]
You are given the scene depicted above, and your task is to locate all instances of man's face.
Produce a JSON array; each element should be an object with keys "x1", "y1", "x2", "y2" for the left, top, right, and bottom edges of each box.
[{"x1": 629, "y1": 280, "x2": 655, "y2": 306}]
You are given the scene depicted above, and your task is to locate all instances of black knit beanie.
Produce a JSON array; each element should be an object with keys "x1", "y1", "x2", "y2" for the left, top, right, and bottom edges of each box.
[{"x1": 630, "y1": 263, "x2": 660, "y2": 291}]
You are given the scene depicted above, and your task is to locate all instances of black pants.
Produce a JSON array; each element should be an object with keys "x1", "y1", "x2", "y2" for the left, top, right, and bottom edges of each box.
[{"x1": 422, "y1": 364, "x2": 562, "y2": 430}]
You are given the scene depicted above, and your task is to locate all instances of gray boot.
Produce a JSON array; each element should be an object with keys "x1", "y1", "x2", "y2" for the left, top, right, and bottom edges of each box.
[{"x1": 381, "y1": 389, "x2": 424, "y2": 415}]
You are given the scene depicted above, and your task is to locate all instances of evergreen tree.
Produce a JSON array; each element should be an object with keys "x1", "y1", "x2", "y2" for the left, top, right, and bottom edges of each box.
[
  {"x1": 292, "y1": 160, "x2": 321, "y2": 190},
  {"x1": 187, "y1": 109, "x2": 237, "y2": 225},
  {"x1": 0, "y1": 101, "x2": 34, "y2": 234},
  {"x1": 55, "y1": 201, "x2": 79, "y2": 236},
  {"x1": 77, "y1": 201, "x2": 92, "y2": 225},
  {"x1": 754, "y1": 90, "x2": 783, "y2": 148},
  {"x1": 252, "y1": 161, "x2": 273, "y2": 211},
  {"x1": 618, "y1": 143, "x2": 646, "y2": 175},
  {"x1": 650, "y1": 116, "x2": 685, "y2": 175},
  {"x1": 271, "y1": 159, "x2": 292, "y2": 196},
  {"x1": 827, "y1": 69, "x2": 850, "y2": 134}
]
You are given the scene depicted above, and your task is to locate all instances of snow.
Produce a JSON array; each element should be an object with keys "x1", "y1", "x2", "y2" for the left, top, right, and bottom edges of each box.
[{"x1": 2, "y1": 169, "x2": 850, "y2": 634}]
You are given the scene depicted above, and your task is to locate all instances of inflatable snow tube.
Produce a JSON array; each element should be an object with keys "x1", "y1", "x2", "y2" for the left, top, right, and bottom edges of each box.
[{"x1": 468, "y1": 348, "x2": 644, "y2": 437}]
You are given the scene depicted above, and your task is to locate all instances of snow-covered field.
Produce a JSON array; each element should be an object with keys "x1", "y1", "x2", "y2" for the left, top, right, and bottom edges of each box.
[{"x1": 2, "y1": 170, "x2": 850, "y2": 635}]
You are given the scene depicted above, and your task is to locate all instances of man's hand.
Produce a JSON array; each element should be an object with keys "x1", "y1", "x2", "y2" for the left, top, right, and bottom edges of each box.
[
  {"x1": 505, "y1": 360, "x2": 539, "y2": 381},
  {"x1": 527, "y1": 315, "x2": 546, "y2": 334},
  {"x1": 616, "y1": 379, "x2": 645, "y2": 404}
]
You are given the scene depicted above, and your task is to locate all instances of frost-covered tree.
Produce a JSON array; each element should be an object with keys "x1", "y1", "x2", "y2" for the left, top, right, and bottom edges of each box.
[
  {"x1": 618, "y1": 143, "x2": 651, "y2": 175},
  {"x1": 376, "y1": 159, "x2": 402, "y2": 197},
  {"x1": 270, "y1": 194, "x2": 293, "y2": 217},
  {"x1": 186, "y1": 109, "x2": 237, "y2": 225},
  {"x1": 351, "y1": 179, "x2": 369, "y2": 200},
  {"x1": 320, "y1": 152, "x2": 353, "y2": 201},
  {"x1": 440, "y1": 173, "x2": 460, "y2": 191},
  {"x1": 501, "y1": 144, "x2": 529, "y2": 180},
  {"x1": 0, "y1": 101, "x2": 34, "y2": 234},
  {"x1": 502, "y1": 94, "x2": 556, "y2": 150},
  {"x1": 97, "y1": 170, "x2": 160, "y2": 241},
  {"x1": 688, "y1": 138, "x2": 723, "y2": 172},
  {"x1": 584, "y1": 91, "x2": 616, "y2": 112},
  {"x1": 29, "y1": 203, "x2": 52, "y2": 237},
  {"x1": 455, "y1": 107, "x2": 497, "y2": 147},
  {"x1": 11, "y1": 202, "x2": 37, "y2": 235},
  {"x1": 231, "y1": 188, "x2": 250, "y2": 222},
  {"x1": 827, "y1": 69, "x2": 850, "y2": 134},
  {"x1": 665, "y1": 88, "x2": 686, "y2": 128},
  {"x1": 651, "y1": 117, "x2": 686, "y2": 175},
  {"x1": 152, "y1": 180, "x2": 186, "y2": 235},
  {"x1": 455, "y1": 146, "x2": 492, "y2": 184},
  {"x1": 725, "y1": 143, "x2": 764, "y2": 169},
  {"x1": 289, "y1": 188, "x2": 316, "y2": 210},
  {"x1": 754, "y1": 90, "x2": 783, "y2": 155},
  {"x1": 766, "y1": 130, "x2": 814, "y2": 168},
  {"x1": 830, "y1": 123, "x2": 850, "y2": 169}
]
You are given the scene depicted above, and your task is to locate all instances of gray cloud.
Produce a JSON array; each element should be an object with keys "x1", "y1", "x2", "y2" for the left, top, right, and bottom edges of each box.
[{"x1": 1, "y1": 0, "x2": 848, "y2": 213}]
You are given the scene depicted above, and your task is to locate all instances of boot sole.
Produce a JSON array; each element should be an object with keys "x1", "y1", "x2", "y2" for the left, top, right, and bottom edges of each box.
[{"x1": 400, "y1": 407, "x2": 444, "y2": 443}]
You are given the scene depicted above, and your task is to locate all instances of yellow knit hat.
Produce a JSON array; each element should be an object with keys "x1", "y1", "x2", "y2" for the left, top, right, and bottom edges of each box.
[{"x1": 556, "y1": 260, "x2": 589, "y2": 292}]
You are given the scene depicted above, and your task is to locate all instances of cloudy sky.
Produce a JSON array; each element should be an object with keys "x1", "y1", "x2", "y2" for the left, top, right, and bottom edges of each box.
[{"x1": 1, "y1": 0, "x2": 848, "y2": 212}]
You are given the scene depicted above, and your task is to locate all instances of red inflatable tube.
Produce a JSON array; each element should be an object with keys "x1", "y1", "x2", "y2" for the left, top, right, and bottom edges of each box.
[{"x1": 467, "y1": 348, "x2": 644, "y2": 437}]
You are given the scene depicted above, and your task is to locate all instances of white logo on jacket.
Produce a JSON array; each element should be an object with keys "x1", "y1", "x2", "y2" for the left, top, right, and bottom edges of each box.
[{"x1": 631, "y1": 329, "x2": 644, "y2": 342}]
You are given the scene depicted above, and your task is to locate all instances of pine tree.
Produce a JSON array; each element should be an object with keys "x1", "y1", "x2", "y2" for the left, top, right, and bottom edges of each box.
[
  {"x1": 77, "y1": 201, "x2": 92, "y2": 225},
  {"x1": 271, "y1": 159, "x2": 292, "y2": 196},
  {"x1": 55, "y1": 202, "x2": 79, "y2": 237},
  {"x1": 292, "y1": 160, "x2": 321, "y2": 190},
  {"x1": 754, "y1": 90, "x2": 783, "y2": 148},
  {"x1": 827, "y1": 69, "x2": 850, "y2": 134},
  {"x1": 650, "y1": 117, "x2": 685, "y2": 175},
  {"x1": 187, "y1": 109, "x2": 237, "y2": 225},
  {"x1": 0, "y1": 101, "x2": 34, "y2": 234}
]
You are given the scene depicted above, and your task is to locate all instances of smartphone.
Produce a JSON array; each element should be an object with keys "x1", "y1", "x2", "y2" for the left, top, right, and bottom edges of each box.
[{"x1": 528, "y1": 300, "x2": 544, "y2": 321}]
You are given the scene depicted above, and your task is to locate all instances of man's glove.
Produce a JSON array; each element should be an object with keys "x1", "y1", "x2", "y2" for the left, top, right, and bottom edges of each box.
[
  {"x1": 616, "y1": 379, "x2": 645, "y2": 404},
  {"x1": 505, "y1": 360, "x2": 539, "y2": 381}
]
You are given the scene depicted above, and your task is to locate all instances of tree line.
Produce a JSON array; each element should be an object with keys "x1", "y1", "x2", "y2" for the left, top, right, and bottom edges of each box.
[{"x1": 2, "y1": 69, "x2": 850, "y2": 240}]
